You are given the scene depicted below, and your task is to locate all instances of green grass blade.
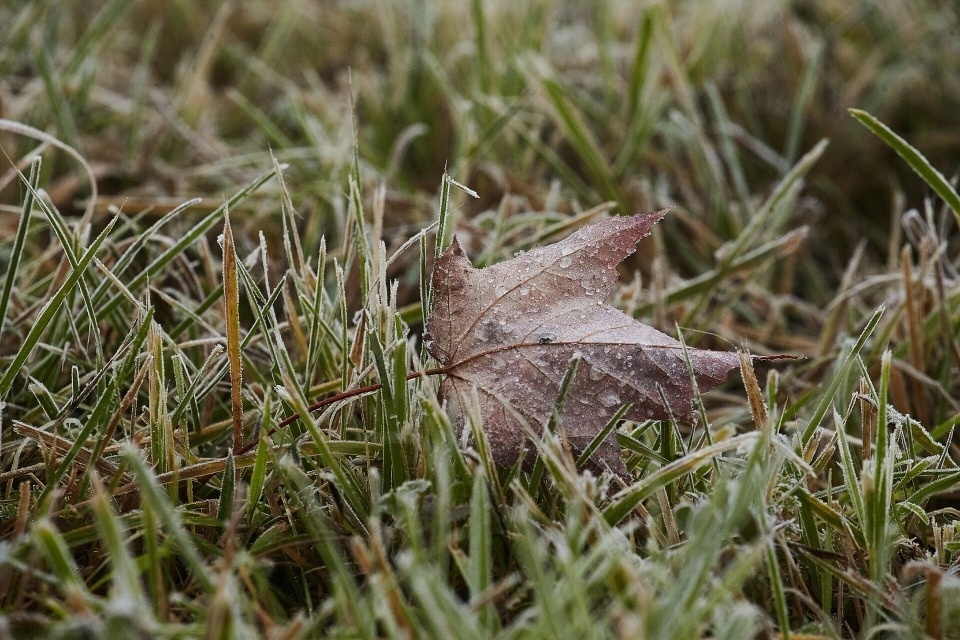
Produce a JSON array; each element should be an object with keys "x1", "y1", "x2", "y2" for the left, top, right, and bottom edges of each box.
[
  {"x1": 603, "y1": 432, "x2": 758, "y2": 526},
  {"x1": 247, "y1": 432, "x2": 270, "y2": 521},
  {"x1": 63, "y1": 0, "x2": 133, "y2": 77},
  {"x1": 34, "y1": 44, "x2": 78, "y2": 145},
  {"x1": 90, "y1": 478, "x2": 150, "y2": 615},
  {"x1": 467, "y1": 472, "x2": 494, "y2": 631},
  {"x1": 850, "y1": 108, "x2": 960, "y2": 223},
  {"x1": 575, "y1": 403, "x2": 630, "y2": 470},
  {"x1": 36, "y1": 378, "x2": 118, "y2": 504},
  {"x1": 0, "y1": 215, "x2": 117, "y2": 397},
  {"x1": 801, "y1": 306, "x2": 884, "y2": 445},
  {"x1": 96, "y1": 168, "x2": 281, "y2": 319},
  {"x1": 33, "y1": 519, "x2": 85, "y2": 589},
  {"x1": 32, "y1": 195, "x2": 107, "y2": 369},
  {"x1": 217, "y1": 450, "x2": 236, "y2": 523},
  {"x1": 0, "y1": 157, "x2": 41, "y2": 333},
  {"x1": 833, "y1": 407, "x2": 865, "y2": 527},
  {"x1": 121, "y1": 445, "x2": 213, "y2": 590},
  {"x1": 528, "y1": 62, "x2": 621, "y2": 206},
  {"x1": 864, "y1": 352, "x2": 893, "y2": 588}
]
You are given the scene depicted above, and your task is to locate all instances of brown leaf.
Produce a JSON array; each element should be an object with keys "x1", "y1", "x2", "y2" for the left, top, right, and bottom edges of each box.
[{"x1": 424, "y1": 211, "x2": 740, "y2": 477}]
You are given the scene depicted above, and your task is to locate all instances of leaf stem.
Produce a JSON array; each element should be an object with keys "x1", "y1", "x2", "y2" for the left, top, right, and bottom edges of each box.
[{"x1": 234, "y1": 349, "x2": 795, "y2": 458}]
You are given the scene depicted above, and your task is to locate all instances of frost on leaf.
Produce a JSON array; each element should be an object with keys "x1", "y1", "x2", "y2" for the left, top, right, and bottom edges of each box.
[{"x1": 423, "y1": 211, "x2": 740, "y2": 477}]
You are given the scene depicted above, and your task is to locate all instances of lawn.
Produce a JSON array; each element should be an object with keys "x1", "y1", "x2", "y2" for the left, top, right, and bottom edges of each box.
[{"x1": 2, "y1": 1, "x2": 960, "y2": 638}]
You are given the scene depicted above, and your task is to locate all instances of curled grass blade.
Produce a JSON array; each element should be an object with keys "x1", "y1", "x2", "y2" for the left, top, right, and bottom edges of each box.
[{"x1": 850, "y1": 108, "x2": 960, "y2": 224}]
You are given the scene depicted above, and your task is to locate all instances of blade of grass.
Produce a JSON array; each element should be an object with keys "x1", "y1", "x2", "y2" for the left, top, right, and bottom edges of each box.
[
  {"x1": 850, "y1": 108, "x2": 960, "y2": 224},
  {"x1": 33, "y1": 519, "x2": 85, "y2": 592},
  {"x1": 0, "y1": 157, "x2": 40, "y2": 333},
  {"x1": 527, "y1": 352, "x2": 581, "y2": 494},
  {"x1": 604, "y1": 432, "x2": 758, "y2": 526},
  {"x1": 864, "y1": 352, "x2": 893, "y2": 587},
  {"x1": 95, "y1": 168, "x2": 281, "y2": 319},
  {"x1": 90, "y1": 475, "x2": 150, "y2": 617},
  {"x1": 36, "y1": 378, "x2": 118, "y2": 505},
  {"x1": 784, "y1": 42, "x2": 823, "y2": 165},
  {"x1": 121, "y1": 445, "x2": 213, "y2": 590},
  {"x1": 62, "y1": 0, "x2": 133, "y2": 77},
  {"x1": 525, "y1": 59, "x2": 621, "y2": 206},
  {"x1": 634, "y1": 226, "x2": 808, "y2": 317},
  {"x1": 222, "y1": 210, "x2": 244, "y2": 452},
  {"x1": 0, "y1": 215, "x2": 117, "y2": 397},
  {"x1": 467, "y1": 471, "x2": 495, "y2": 631},
  {"x1": 801, "y1": 306, "x2": 884, "y2": 446},
  {"x1": 34, "y1": 43, "x2": 78, "y2": 145},
  {"x1": 575, "y1": 404, "x2": 630, "y2": 471},
  {"x1": 247, "y1": 430, "x2": 270, "y2": 523},
  {"x1": 0, "y1": 118, "x2": 98, "y2": 224},
  {"x1": 216, "y1": 450, "x2": 236, "y2": 523}
]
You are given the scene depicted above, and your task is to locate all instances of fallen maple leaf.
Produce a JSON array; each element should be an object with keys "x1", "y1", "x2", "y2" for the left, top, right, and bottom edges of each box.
[{"x1": 424, "y1": 210, "x2": 742, "y2": 477}]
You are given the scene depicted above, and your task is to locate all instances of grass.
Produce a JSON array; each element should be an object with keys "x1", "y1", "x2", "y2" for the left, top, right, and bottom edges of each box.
[{"x1": 1, "y1": 0, "x2": 960, "y2": 637}]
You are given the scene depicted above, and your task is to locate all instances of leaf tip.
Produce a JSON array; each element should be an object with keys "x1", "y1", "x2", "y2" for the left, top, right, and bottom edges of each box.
[{"x1": 624, "y1": 208, "x2": 669, "y2": 240}]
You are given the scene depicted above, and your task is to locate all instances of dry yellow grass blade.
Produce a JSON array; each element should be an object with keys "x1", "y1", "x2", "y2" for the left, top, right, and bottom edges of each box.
[
  {"x1": 222, "y1": 210, "x2": 243, "y2": 452},
  {"x1": 739, "y1": 351, "x2": 768, "y2": 433}
]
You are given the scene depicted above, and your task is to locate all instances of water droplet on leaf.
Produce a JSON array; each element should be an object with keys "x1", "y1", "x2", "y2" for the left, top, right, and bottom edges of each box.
[{"x1": 600, "y1": 392, "x2": 621, "y2": 407}]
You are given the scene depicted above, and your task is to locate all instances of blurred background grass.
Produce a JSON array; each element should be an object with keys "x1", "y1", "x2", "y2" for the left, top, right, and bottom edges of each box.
[{"x1": 4, "y1": 0, "x2": 958, "y2": 272}]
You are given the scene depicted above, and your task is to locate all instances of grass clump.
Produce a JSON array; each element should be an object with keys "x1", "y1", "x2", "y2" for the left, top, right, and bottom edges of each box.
[{"x1": 2, "y1": 1, "x2": 960, "y2": 638}]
